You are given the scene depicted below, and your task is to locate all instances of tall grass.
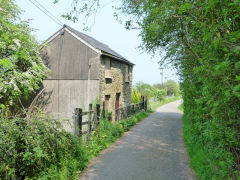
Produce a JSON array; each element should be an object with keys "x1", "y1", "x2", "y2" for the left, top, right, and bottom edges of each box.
[{"x1": 178, "y1": 103, "x2": 183, "y2": 111}]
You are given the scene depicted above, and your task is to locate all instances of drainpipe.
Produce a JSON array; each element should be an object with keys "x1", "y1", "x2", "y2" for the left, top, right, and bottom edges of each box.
[{"x1": 87, "y1": 60, "x2": 91, "y2": 111}]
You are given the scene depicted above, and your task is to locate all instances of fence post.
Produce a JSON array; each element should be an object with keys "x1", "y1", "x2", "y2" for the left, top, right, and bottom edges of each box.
[
  {"x1": 115, "y1": 108, "x2": 119, "y2": 121},
  {"x1": 88, "y1": 104, "x2": 92, "y2": 140},
  {"x1": 141, "y1": 96, "x2": 145, "y2": 110},
  {"x1": 89, "y1": 104, "x2": 92, "y2": 111},
  {"x1": 74, "y1": 108, "x2": 82, "y2": 136},
  {"x1": 145, "y1": 96, "x2": 148, "y2": 111},
  {"x1": 102, "y1": 101, "x2": 105, "y2": 119},
  {"x1": 95, "y1": 104, "x2": 100, "y2": 137},
  {"x1": 131, "y1": 104, "x2": 134, "y2": 115}
]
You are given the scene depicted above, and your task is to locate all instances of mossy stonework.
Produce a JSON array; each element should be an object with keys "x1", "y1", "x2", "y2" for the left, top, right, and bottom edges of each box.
[{"x1": 99, "y1": 56, "x2": 133, "y2": 121}]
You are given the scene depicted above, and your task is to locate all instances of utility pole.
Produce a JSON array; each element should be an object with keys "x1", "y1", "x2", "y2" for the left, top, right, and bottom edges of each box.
[{"x1": 160, "y1": 68, "x2": 164, "y2": 87}]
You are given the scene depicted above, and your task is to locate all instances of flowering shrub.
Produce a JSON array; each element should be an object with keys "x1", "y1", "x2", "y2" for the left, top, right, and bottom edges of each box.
[{"x1": 0, "y1": 0, "x2": 48, "y2": 114}]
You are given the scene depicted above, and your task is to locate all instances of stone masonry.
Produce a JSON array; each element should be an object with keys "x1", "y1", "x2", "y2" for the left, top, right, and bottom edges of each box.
[{"x1": 99, "y1": 56, "x2": 133, "y2": 121}]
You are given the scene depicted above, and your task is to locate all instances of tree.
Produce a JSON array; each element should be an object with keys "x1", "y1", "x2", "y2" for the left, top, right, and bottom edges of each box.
[
  {"x1": 0, "y1": 0, "x2": 48, "y2": 114},
  {"x1": 164, "y1": 80, "x2": 179, "y2": 96},
  {"x1": 131, "y1": 88, "x2": 141, "y2": 103},
  {"x1": 152, "y1": 88, "x2": 166, "y2": 101},
  {"x1": 134, "y1": 81, "x2": 153, "y2": 98},
  {"x1": 153, "y1": 83, "x2": 164, "y2": 90},
  {"x1": 153, "y1": 80, "x2": 180, "y2": 96}
]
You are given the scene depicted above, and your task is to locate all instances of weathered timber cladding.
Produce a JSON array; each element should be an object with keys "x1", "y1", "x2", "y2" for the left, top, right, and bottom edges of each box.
[
  {"x1": 42, "y1": 31, "x2": 99, "y2": 80},
  {"x1": 41, "y1": 35, "x2": 61, "y2": 78},
  {"x1": 41, "y1": 80, "x2": 99, "y2": 132}
]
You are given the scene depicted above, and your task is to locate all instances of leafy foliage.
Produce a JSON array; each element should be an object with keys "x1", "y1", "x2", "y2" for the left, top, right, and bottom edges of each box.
[
  {"x1": 151, "y1": 88, "x2": 166, "y2": 101},
  {"x1": 116, "y1": 0, "x2": 240, "y2": 179},
  {"x1": 164, "y1": 80, "x2": 180, "y2": 96},
  {"x1": 134, "y1": 80, "x2": 178, "y2": 102},
  {"x1": 177, "y1": 103, "x2": 183, "y2": 112},
  {"x1": 153, "y1": 80, "x2": 180, "y2": 96},
  {"x1": 0, "y1": 0, "x2": 48, "y2": 113},
  {"x1": 134, "y1": 81, "x2": 153, "y2": 98},
  {"x1": 131, "y1": 88, "x2": 141, "y2": 103},
  {"x1": 0, "y1": 113, "x2": 88, "y2": 179}
]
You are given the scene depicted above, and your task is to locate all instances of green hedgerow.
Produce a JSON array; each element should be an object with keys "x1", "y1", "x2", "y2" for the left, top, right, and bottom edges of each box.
[{"x1": 0, "y1": 113, "x2": 88, "y2": 179}]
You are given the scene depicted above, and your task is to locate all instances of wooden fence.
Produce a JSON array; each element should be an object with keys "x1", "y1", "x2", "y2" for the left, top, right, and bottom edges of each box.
[
  {"x1": 115, "y1": 96, "x2": 147, "y2": 121},
  {"x1": 74, "y1": 96, "x2": 148, "y2": 137},
  {"x1": 73, "y1": 104, "x2": 100, "y2": 138}
]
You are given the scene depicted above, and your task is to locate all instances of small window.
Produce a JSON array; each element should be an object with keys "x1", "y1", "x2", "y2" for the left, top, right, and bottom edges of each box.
[{"x1": 105, "y1": 78, "x2": 112, "y2": 84}]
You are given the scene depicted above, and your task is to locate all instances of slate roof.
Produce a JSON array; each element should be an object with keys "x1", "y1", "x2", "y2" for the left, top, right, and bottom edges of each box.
[{"x1": 65, "y1": 25, "x2": 134, "y2": 65}]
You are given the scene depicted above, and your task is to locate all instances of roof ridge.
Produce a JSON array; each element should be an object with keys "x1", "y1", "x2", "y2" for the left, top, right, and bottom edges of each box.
[
  {"x1": 55, "y1": 25, "x2": 134, "y2": 65},
  {"x1": 65, "y1": 25, "x2": 110, "y2": 48}
]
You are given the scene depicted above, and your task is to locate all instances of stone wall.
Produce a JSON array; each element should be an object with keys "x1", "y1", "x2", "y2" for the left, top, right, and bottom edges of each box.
[{"x1": 99, "y1": 56, "x2": 133, "y2": 121}]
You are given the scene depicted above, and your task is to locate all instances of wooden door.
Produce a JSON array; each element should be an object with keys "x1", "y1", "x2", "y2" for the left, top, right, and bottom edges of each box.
[
  {"x1": 105, "y1": 95, "x2": 110, "y2": 110},
  {"x1": 115, "y1": 93, "x2": 120, "y2": 121}
]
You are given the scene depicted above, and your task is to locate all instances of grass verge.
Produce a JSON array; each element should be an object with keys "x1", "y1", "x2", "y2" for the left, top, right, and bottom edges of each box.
[
  {"x1": 178, "y1": 102, "x2": 215, "y2": 179},
  {"x1": 178, "y1": 103, "x2": 183, "y2": 111},
  {"x1": 182, "y1": 116, "x2": 219, "y2": 179},
  {"x1": 180, "y1": 102, "x2": 237, "y2": 179}
]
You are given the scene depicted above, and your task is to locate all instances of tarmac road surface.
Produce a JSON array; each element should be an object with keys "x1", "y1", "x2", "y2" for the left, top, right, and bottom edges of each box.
[{"x1": 80, "y1": 100, "x2": 197, "y2": 180}]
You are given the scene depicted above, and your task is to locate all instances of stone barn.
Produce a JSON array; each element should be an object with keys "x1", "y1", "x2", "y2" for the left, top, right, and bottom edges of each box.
[{"x1": 40, "y1": 25, "x2": 134, "y2": 133}]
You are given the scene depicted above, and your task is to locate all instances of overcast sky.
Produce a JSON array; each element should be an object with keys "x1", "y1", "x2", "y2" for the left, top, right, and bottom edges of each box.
[{"x1": 16, "y1": 0, "x2": 179, "y2": 85}]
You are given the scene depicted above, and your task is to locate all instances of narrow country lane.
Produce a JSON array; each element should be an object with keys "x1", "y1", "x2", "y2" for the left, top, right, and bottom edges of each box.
[{"x1": 79, "y1": 100, "x2": 197, "y2": 180}]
